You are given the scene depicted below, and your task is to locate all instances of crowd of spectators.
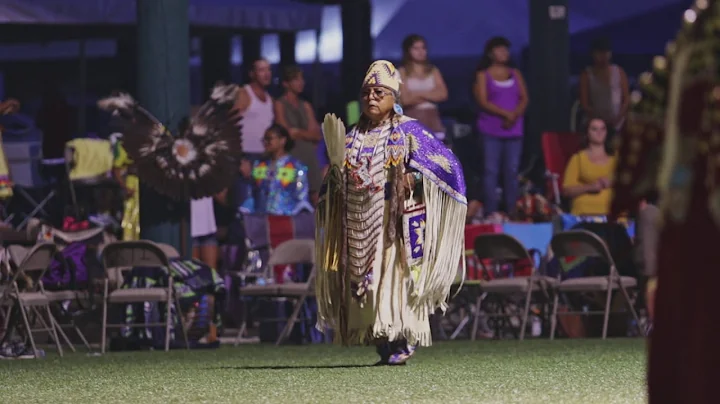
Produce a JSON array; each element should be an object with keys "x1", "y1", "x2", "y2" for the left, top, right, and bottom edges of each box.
[{"x1": 174, "y1": 35, "x2": 646, "y2": 267}]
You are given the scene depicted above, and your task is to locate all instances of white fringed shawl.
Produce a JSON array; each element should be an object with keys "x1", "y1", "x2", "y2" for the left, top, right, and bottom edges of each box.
[{"x1": 409, "y1": 177, "x2": 467, "y2": 314}]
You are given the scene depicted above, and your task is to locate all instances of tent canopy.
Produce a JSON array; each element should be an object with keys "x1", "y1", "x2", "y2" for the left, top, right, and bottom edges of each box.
[
  {"x1": 374, "y1": 0, "x2": 691, "y2": 59},
  {"x1": 0, "y1": 0, "x2": 75, "y2": 24},
  {"x1": 570, "y1": 1, "x2": 686, "y2": 54},
  {"x1": 0, "y1": 0, "x2": 323, "y2": 41}
]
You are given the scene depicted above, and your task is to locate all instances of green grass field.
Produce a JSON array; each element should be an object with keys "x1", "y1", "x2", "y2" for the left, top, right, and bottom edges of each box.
[{"x1": 0, "y1": 339, "x2": 646, "y2": 403}]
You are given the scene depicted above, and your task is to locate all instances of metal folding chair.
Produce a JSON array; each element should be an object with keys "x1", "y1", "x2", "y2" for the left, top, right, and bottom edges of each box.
[
  {"x1": 1, "y1": 243, "x2": 64, "y2": 357},
  {"x1": 0, "y1": 133, "x2": 57, "y2": 228},
  {"x1": 100, "y1": 240, "x2": 189, "y2": 353},
  {"x1": 541, "y1": 132, "x2": 582, "y2": 206},
  {"x1": 549, "y1": 230, "x2": 643, "y2": 339},
  {"x1": 64, "y1": 138, "x2": 117, "y2": 219},
  {"x1": 235, "y1": 239, "x2": 316, "y2": 346},
  {"x1": 471, "y1": 233, "x2": 557, "y2": 340}
]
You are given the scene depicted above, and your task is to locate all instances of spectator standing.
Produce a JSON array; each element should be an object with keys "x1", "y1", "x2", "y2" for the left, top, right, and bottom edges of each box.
[
  {"x1": 474, "y1": 36, "x2": 529, "y2": 218},
  {"x1": 398, "y1": 34, "x2": 449, "y2": 141},
  {"x1": 233, "y1": 58, "x2": 274, "y2": 161},
  {"x1": 191, "y1": 195, "x2": 220, "y2": 269},
  {"x1": 579, "y1": 38, "x2": 630, "y2": 137},
  {"x1": 273, "y1": 66, "x2": 322, "y2": 204}
]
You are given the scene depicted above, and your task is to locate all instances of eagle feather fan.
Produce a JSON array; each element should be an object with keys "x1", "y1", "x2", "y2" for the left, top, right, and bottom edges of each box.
[{"x1": 97, "y1": 83, "x2": 243, "y2": 200}]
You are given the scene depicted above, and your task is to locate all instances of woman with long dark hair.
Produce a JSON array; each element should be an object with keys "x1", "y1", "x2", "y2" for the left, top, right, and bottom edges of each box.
[
  {"x1": 398, "y1": 34, "x2": 448, "y2": 140},
  {"x1": 562, "y1": 117, "x2": 615, "y2": 216},
  {"x1": 473, "y1": 37, "x2": 528, "y2": 220}
]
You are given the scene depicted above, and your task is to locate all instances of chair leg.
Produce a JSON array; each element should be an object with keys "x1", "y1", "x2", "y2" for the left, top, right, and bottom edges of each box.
[
  {"x1": 549, "y1": 290, "x2": 560, "y2": 340},
  {"x1": 235, "y1": 297, "x2": 249, "y2": 346},
  {"x1": 470, "y1": 295, "x2": 482, "y2": 341},
  {"x1": 17, "y1": 303, "x2": 38, "y2": 358},
  {"x1": 49, "y1": 313, "x2": 75, "y2": 353},
  {"x1": 174, "y1": 295, "x2": 190, "y2": 350},
  {"x1": 2, "y1": 305, "x2": 12, "y2": 333},
  {"x1": 601, "y1": 285, "x2": 613, "y2": 340},
  {"x1": 101, "y1": 297, "x2": 108, "y2": 355},
  {"x1": 276, "y1": 295, "x2": 307, "y2": 346},
  {"x1": 519, "y1": 284, "x2": 533, "y2": 341},
  {"x1": 74, "y1": 324, "x2": 92, "y2": 351},
  {"x1": 449, "y1": 314, "x2": 470, "y2": 340},
  {"x1": 43, "y1": 305, "x2": 64, "y2": 357},
  {"x1": 618, "y1": 285, "x2": 644, "y2": 336},
  {"x1": 164, "y1": 300, "x2": 172, "y2": 352}
]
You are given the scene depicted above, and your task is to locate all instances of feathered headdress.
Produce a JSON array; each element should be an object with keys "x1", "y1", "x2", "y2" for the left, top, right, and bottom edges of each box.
[{"x1": 97, "y1": 83, "x2": 243, "y2": 200}]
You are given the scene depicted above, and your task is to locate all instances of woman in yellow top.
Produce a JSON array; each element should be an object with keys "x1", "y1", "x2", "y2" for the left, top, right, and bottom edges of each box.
[
  {"x1": 111, "y1": 134, "x2": 140, "y2": 240},
  {"x1": 562, "y1": 118, "x2": 615, "y2": 216}
]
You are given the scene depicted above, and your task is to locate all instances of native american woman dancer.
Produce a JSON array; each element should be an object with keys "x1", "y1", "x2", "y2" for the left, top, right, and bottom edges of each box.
[
  {"x1": 611, "y1": 2, "x2": 720, "y2": 402},
  {"x1": 316, "y1": 60, "x2": 466, "y2": 365}
]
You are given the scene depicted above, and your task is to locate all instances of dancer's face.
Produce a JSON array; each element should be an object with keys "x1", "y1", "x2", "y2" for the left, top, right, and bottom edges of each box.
[{"x1": 361, "y1": 86, "x2": 395, "y2": 122}]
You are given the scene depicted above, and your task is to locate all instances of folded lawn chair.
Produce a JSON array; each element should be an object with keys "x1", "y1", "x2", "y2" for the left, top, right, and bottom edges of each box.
[
  {"x1": 0, "y1": 132, "x2": 57, "y2": 228},
  {"x1": 541, "y1": 132, "x2": 581, "y2": 207},
  {"x1": 1, "y1": 243, "x2": 64, "y2": 358},
  {"x1": 64, "y1": 138, "x2": 117, "y2": 220},
  {"x1": 471, "y1": 234, "x2": 557, "y2": 341},
  {"x1": 549, "y1": 230, "x2": 643, "y2": 339},
  {"x1": 235, "y1": 239, "x2": 316, "y2": 346},
  {"x1": 100, "y1": 240, "x2": 189, "y2": 353}
]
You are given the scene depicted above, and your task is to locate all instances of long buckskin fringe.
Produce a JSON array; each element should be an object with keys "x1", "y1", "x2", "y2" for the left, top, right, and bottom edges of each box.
[
  {"x1": 315, "y1": 167, "x2": 344, "y2": 333},
  {"x1": 410, "y1": 178, "x2": 467, "y2": 314}
]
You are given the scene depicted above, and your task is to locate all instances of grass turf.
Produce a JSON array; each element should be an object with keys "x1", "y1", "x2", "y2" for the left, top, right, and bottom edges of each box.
[{"x1": 0, "y1": 339, "x2": 646, "y2": 403}]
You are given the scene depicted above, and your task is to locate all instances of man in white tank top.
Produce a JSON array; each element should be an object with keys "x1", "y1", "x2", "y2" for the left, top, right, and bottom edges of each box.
[{"x1": 233, "y1": 58, "x2": 274, "y2": 160}]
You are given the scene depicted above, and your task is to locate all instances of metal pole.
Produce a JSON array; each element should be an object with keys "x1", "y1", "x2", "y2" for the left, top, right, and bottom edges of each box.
[{"x1": 78, "y1": 40, "x2": 87, "y2": 136}]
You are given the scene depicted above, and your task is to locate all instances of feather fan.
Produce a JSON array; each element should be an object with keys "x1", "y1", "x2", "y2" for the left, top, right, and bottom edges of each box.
[
  {"x1": 321, "y1": 113, "x2": 346, "y2": 168},
  {"x1": 97, "y1": 83, "x2": 243, "y2": 200}
]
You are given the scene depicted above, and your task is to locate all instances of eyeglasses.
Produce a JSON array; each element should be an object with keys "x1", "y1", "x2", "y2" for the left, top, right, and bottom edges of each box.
[{"x1": 361, "y1": 88, "x2": 393, "y2": 100}]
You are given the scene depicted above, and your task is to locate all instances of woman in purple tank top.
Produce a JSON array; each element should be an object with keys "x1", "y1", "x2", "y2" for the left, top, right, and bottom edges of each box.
[{"x1": 473, "y1": 37, "x2": 529, "y2": 218}]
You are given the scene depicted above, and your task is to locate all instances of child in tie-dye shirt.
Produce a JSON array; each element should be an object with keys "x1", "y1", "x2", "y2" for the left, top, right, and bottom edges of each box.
[{"x1": 241, "y1": 124, "x2": 313, "y2": 216}]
